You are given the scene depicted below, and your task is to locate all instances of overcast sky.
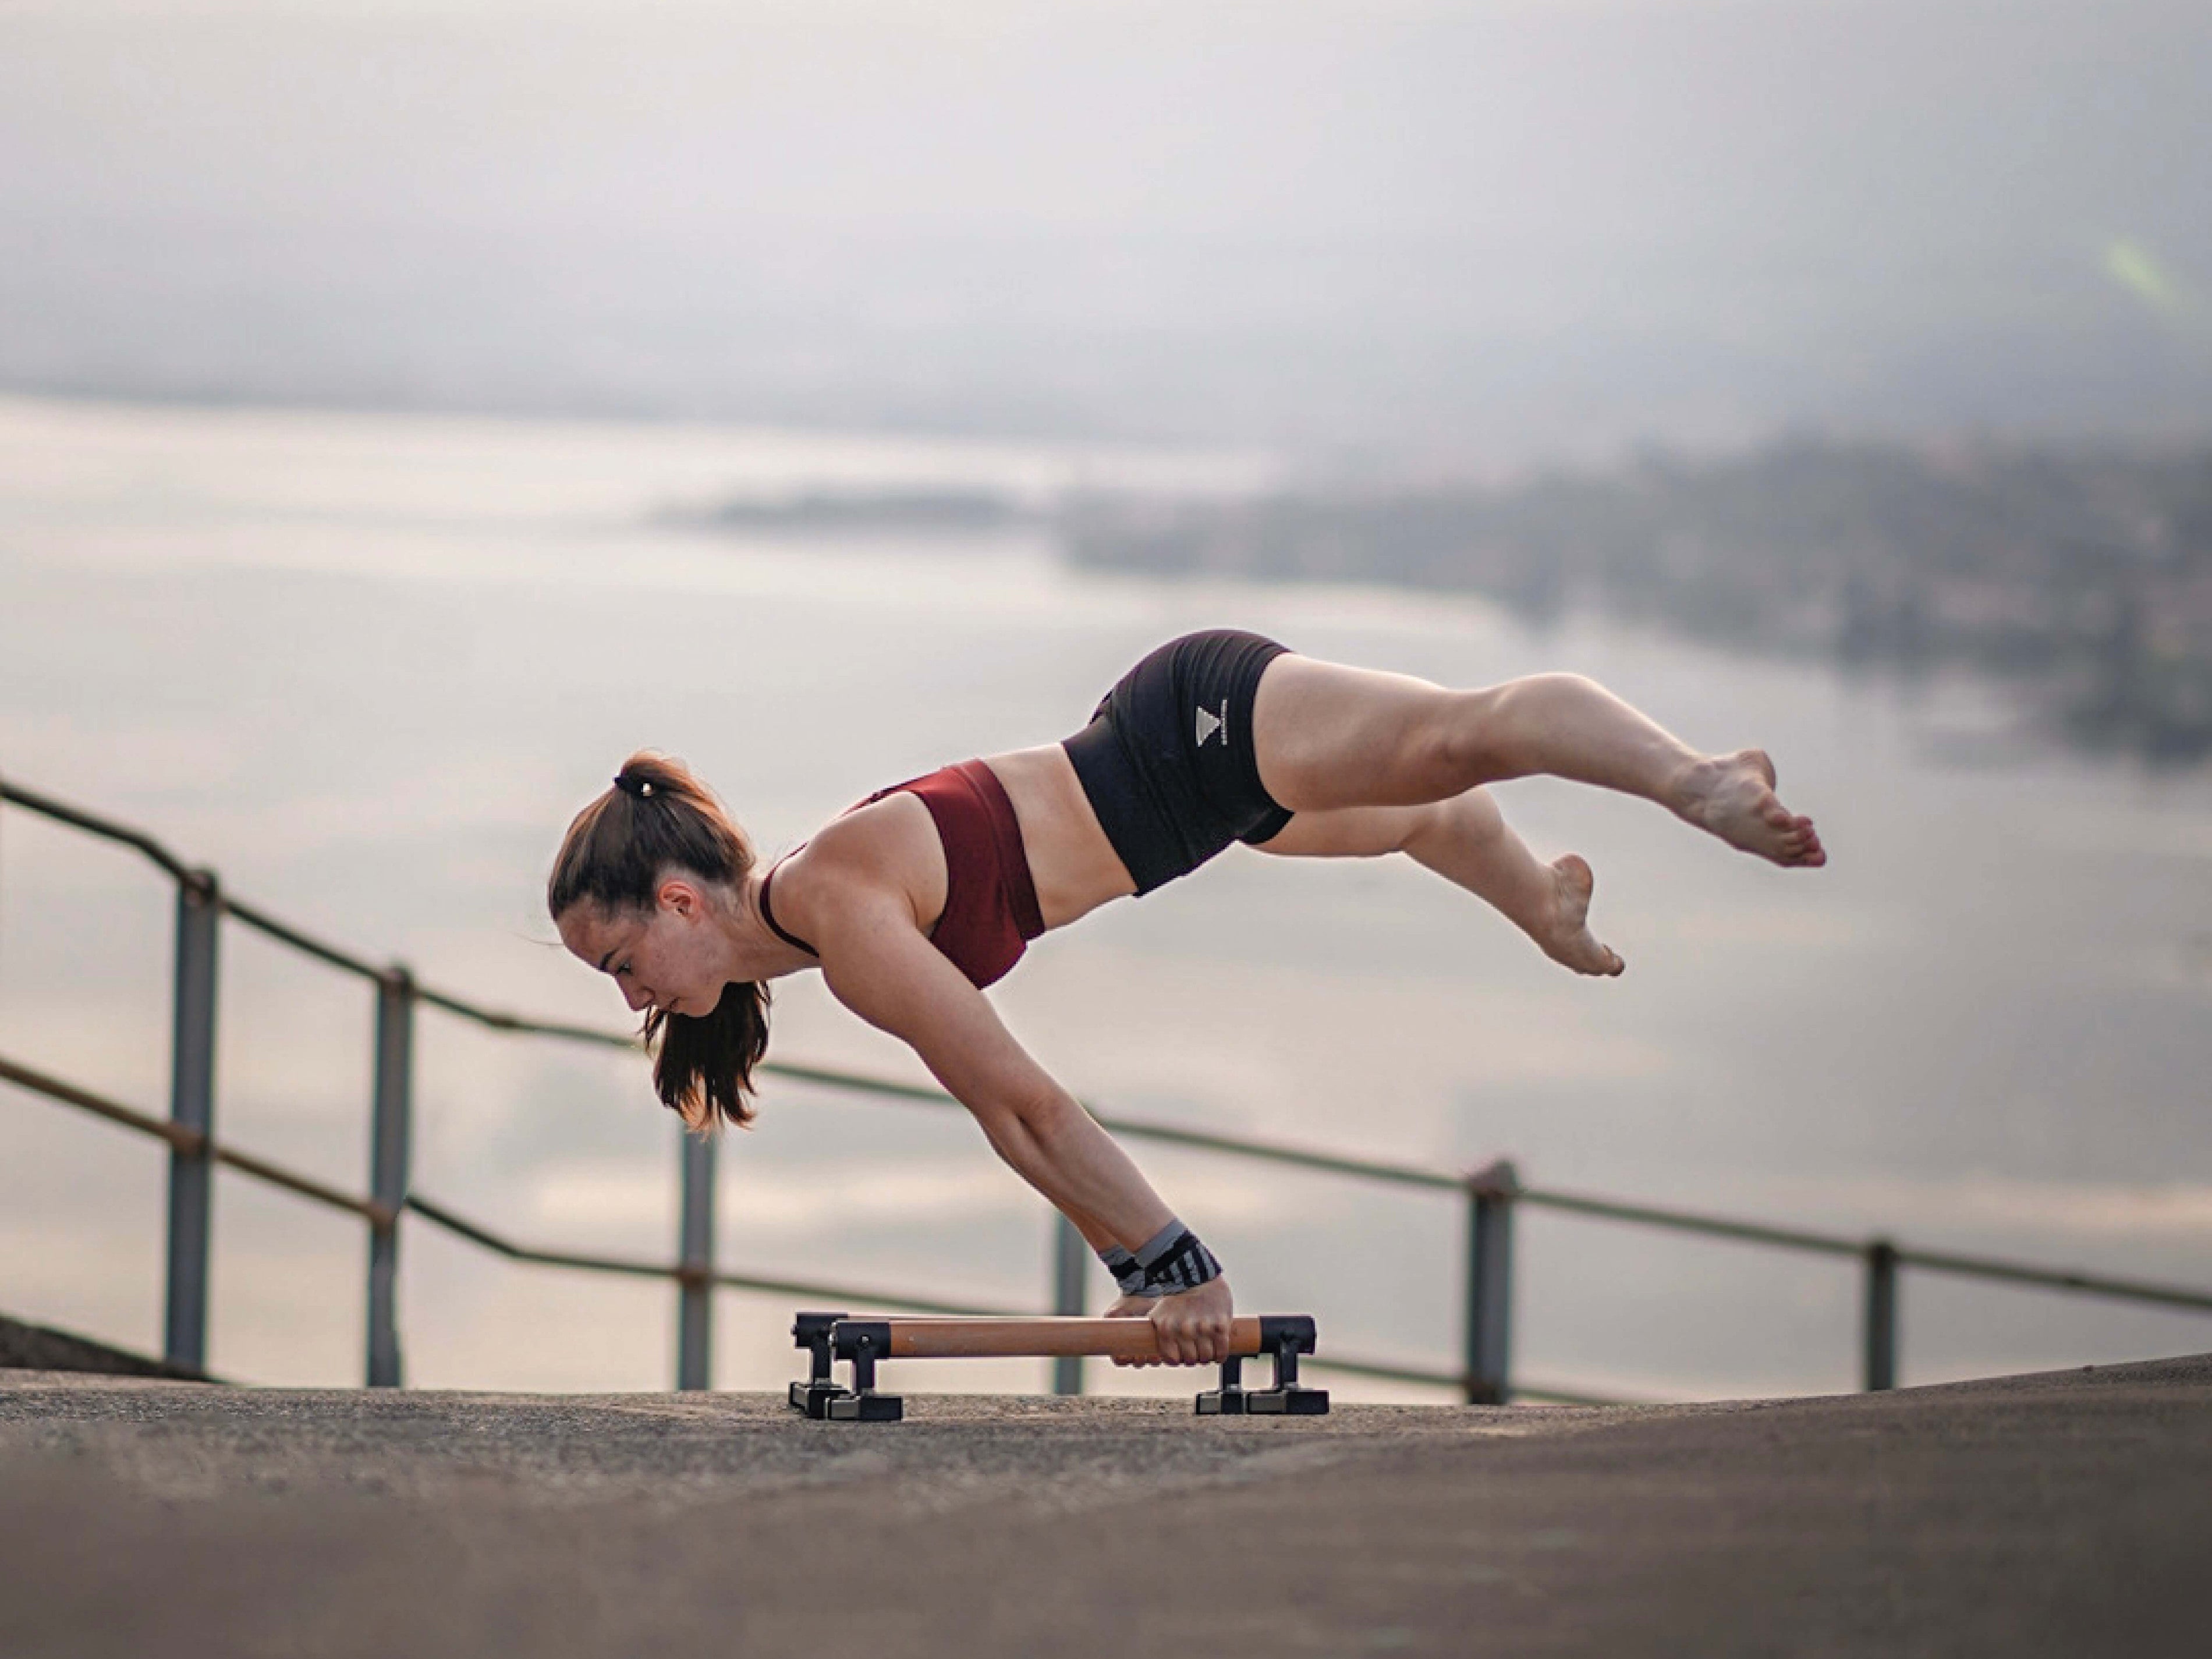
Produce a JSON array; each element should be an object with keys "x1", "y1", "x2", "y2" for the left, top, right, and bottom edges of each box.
[{"x1": 2, "y1": 0, "x2": 2206, "y2": 458}]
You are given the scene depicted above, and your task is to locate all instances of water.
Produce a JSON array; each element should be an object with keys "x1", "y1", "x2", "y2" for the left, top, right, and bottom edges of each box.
[{"x1": 3, "y1": 393, "x2": 2209, "y2": 1401}]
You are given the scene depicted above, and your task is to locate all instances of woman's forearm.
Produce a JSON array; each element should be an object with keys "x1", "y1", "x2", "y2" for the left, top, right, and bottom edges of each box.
[{"x1": 977, "y1": 1092, "x2": 1176, "y2": 1253}]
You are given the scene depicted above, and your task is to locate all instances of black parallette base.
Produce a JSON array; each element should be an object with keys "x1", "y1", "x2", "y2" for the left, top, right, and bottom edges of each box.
[
  {"x1": 788, "y1": 1310, "x2": 853, "y2": 1420},
  {"x1": 1192, "y1": 1316, "x2": 1327, "y2": 1416},
  {"x1": 788, "y1": 1378, "x2": 849, "y2": 1419},
  {"x1": 1196, "y1": 1384, "x2": 1330, "y2": 1416},
  {"x1": 825, "y1": 1391, "x2": 904, "y2": 1422}
]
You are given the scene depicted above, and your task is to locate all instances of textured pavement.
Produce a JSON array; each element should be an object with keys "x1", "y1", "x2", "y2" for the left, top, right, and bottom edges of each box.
[{"x1": 3, "y1": 1353, "x2": 2208, "y2": 1658}]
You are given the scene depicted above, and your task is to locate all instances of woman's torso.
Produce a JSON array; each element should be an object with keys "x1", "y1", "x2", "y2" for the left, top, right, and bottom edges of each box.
[
  {"x1": 972, "y1": 742, "x2": 1137, "y2": 929},
  {"x1": 773, "y1": 629, "x2": 1296, "y2": 975},
  {"x1": 762, "y1": 743, "x2": 1135, "y2": 978}
]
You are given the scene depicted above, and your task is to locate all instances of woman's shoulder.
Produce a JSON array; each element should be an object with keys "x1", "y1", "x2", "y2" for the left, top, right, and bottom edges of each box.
[{"x1": 768, "y1": 793, "x2": 943, "y2": 944}]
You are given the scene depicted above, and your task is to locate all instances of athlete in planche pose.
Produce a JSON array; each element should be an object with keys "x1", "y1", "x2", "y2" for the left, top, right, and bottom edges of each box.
[{"x1": 551, "y1": 631, "x2": 1825, "y2": 1366}]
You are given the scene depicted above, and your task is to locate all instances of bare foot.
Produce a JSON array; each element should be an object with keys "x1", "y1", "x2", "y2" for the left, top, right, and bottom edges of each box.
[
  {"x1": 1539, "y1": 854, "x2": 1625, "y2": 977},
  {"x1": 1672, "y1": 749, "x2": 1827, "y2": 868}
]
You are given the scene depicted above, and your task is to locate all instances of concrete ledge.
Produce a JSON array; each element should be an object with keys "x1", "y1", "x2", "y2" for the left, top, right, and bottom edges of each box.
[{"x1": 3, "y1": 1353, "x2": 2207, "y2": 1657}]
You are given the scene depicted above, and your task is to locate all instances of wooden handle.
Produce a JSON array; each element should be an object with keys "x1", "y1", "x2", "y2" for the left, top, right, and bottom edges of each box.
[{"x1": 876, "y1": 1316, "x2": 1270, "y2": 1361}]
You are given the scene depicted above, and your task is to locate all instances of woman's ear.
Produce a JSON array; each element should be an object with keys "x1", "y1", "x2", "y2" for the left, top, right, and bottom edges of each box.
[{"x1": 658, "y1": 877, "x2": 701, "y2": 919}]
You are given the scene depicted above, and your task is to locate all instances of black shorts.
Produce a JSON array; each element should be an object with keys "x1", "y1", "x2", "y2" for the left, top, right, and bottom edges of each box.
[{"x1": 1061, "y1": 629, "x2": 1295, "y2": 895}]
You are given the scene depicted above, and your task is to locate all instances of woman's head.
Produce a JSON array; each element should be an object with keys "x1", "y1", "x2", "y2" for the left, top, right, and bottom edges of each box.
[{"x1": 548, "y1": 751, "x2": 769, "y2": 1131}]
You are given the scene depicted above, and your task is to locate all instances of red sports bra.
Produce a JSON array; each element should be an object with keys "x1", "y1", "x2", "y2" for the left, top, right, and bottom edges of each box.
[{"x1": 757, "y1": 758, "x2": 1045, "y2": 990}]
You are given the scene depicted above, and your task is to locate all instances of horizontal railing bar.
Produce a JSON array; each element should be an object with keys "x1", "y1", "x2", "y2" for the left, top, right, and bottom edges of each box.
[
  {"x1": 1520, "y1": 1185, "x2": 2212, "y2": 1310},
  {"x1": 400, "y1": 1195, "x2": 672, "y2": 1281},
  {"x1": 401, "y1": 1194, "x2": 1029, "y2": 1314},
  {"x1": 1080, "y1": 1117, "x2": 1462, "y2": 1192},
  {"x1": 10, "y1": 777, "x2": 2212, "y2": 1332},
  {"x1": 700, "y1": 1272, "x2": 1026, "y2": 1319},
  {"x1": 13, "y1": 1026, "x2": 2212, "y2": 1324},
  {"x1": 0, "y1": 1060, "x2": 1660, "y2": 1392},
  {"x1": 1516, "y1": 1186, "x2": 1864, "y2": 1257},
  {"x1": 0, "y1": 778, "x2": 194, "y2": 882},
  {"x1": 0, "y1": 1051, "x2": 391, "y2": 1226},
  {"x1": 757, "y1": 1058, "x2": 953, "y2": 1104},
  {"x1": 16, "y1": 1044, "x2": 2197, "y2": 1395},
  {"x1": 223, "y1": 896, "x2": 386, "y2": 983},
  {"x1": 767, "y1": 1060, "x2": 1463, "y2": 1190},
  {"x1": 0, "y1": 1050, "x2": 194, "y2": 1150},
  {"x1": 1894, "y1": 1245, "x2": 2212, "y2": 1313},
  {"x1": 0, "y1": 779, "x2": 630, "y2": 1043},
  {"x1": 414, "y1": 988, "x2": 640, "y2": 1048},
  {"x1": 1299, "y1": 1353, "x2": 1461, "y2": 1388},
  {"x1": 215, "y1": 1144, "x2": 392, "y2": 1226}
]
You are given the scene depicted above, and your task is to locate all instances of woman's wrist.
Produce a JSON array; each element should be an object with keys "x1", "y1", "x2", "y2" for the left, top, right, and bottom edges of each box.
[
  {"x1": 1132, "y1": 1218, "x2": 1223, "y2": 1293},
  {"x1": 1096, "y1": 1243, "x2": 1161, "y2": 1299}
]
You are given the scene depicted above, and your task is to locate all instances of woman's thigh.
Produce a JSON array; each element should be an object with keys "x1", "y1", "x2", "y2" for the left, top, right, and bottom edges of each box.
[
  {"x1": 1251, "y1": 654, "x2": 1481, "y2": 812},
  {"x1": 1247, "y1": 801, "x2": 1435, "y2": 859}
]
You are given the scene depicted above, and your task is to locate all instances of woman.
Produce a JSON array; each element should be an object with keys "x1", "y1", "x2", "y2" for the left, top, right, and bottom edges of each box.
[{"x1": 550, "y1": 630, "x2": 1824, "y2": 1367}]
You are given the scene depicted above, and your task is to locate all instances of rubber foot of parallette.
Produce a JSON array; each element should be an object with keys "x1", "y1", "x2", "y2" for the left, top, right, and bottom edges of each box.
[
  {"x1": 826, "y1": 1392, "x2": 904, "y2": 1423},
  {"x1": 1196, "y1": 1386, "x2": 1330, "y2": 1416},
  {"x1": 789, "y1": 1379, "x2": 854, "y2": 1420}
]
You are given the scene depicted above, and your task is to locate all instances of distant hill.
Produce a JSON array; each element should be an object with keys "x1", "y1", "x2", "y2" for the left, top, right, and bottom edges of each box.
[{"x1": 1062, "y1": 442, "x2": 2212, "y2": 764}]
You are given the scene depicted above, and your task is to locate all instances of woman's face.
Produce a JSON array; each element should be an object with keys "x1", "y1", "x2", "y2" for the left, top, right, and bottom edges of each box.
[{"x1": 558, "y1": 880, "x2": 726, "y2": 1018}]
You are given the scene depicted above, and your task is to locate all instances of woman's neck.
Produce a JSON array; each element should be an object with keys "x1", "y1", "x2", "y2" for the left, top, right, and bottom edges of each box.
[{"x1": 729, "y1": 866, "x2": 817, "y2": 981}]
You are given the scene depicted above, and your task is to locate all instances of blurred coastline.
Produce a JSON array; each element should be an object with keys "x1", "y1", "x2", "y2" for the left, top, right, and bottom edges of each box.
[
  {"x1": 678, "y1": 440, "x2": 2212, "y2": 768},
  {"x1": 1060, "y1": 441, "x2": 2212, "y2": 767},
  {"x1": 2, "y1": 391, "x2": 2209, "y2": 1401}
]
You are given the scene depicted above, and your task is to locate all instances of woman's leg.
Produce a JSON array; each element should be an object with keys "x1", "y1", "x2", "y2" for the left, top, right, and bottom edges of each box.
[
  {"x1": 1254, "y1": 795, "x2": 1624, "y2": 975},
  {"x1": 1249, "y1": 657, "x2": 1824, "y2": 867}
]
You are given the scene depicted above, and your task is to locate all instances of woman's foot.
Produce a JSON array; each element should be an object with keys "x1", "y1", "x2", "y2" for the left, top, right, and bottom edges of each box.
[
  {"x1": 1538, "y1": 853, "x2": 1625, "y2": 976},
  {"x1": 1672, "y1": 749, "x2": 1827, "y2": 868}
]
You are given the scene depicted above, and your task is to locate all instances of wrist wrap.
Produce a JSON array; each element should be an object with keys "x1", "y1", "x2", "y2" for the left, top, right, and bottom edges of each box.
[
  {"x1": 1096, "y1": 1245, "x2": 1157, "y2": 1299},
  {"x1": 1133, "y1": 1219, "x2": 1223, "y2": 1294}
]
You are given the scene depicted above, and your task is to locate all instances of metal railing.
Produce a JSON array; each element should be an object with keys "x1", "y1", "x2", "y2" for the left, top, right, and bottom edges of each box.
[{"x1": 4, "y1": 773, "x2": 2210, "y2": 1403}]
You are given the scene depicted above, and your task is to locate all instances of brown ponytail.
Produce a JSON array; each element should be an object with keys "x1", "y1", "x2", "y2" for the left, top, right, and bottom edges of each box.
[{"x1": 547, "y1": 751, "x2": 768, "y2": 1132}]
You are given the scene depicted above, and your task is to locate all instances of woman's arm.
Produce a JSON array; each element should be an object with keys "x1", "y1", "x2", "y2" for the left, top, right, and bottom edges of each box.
[{"x1": 807, "y1": 879, "x2": 1235, "y2": 1363}]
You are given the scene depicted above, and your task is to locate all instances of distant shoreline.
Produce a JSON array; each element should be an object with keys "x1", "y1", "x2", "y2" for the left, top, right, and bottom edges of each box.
[{"x1": 1051, "y1": 440, "x2": 2212, "y2": 767}]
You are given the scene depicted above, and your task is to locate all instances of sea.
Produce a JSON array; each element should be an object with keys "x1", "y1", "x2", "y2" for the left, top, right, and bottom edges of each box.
[{"x1": 2, "y1": 393, "x2": 2208, "y2": 1402}]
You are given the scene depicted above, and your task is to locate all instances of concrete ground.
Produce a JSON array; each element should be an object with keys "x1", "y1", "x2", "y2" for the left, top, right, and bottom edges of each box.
[{"x1": 3, "y1": 1353, "x2": 2207, "y2": 1658}]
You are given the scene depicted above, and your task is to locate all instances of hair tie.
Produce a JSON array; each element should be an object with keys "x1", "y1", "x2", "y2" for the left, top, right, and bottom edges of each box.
[{"x1": 614, "y1": 773, "x2": 654, "y2": 800}]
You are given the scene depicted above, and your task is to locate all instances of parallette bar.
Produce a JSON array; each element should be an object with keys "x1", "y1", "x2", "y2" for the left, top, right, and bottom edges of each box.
[
  {"x1": 856, "y1": 1316, "x2": 1276, "y2": 1363},
  {"x1": 792, "y1": 1312, "x2": 1327, "y2": 1421}
]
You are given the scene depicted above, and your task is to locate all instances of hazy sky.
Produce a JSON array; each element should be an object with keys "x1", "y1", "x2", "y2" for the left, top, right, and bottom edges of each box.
[{"x1": 2, "y1": 0, "x2": 2207, "y2": 456}]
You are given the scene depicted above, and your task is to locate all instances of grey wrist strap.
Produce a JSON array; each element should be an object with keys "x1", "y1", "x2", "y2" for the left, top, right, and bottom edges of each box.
[
  {"x1": 1133, "y1": 1217, "x2": 1224, "y2": 1293},
  {"x1": 1096, "y1": 1243, "x2": 1158, "y2": 1299}
]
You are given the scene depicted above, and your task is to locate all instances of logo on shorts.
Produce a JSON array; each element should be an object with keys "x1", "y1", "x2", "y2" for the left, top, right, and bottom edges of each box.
[{"x1": 1194, "y1": 702, "x2": 1226, "y2": 747}]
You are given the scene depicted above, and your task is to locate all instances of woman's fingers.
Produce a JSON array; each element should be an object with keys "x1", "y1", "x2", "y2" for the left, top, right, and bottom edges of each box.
[
  {"x1": 1148, "y1": 1278, "x2": 1235, "y2": 1365},
  {"x1": 1102, "y1": 1292, "x2": 1158, "y2": 1367}
]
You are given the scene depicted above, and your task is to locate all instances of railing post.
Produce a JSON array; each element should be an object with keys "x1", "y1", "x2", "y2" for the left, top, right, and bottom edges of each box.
[
  {"x1": 676, "y1": 1129, "x2": 717, "y2": 1391},
  {"x1": 164, "y1": 870, "x2": 220, "y2": 1373},
  {"x1": 1863, "y1": 1238, "x2": 1899, "y2": 1392},
  {"x1": 1464, "y1": 1159, "x2": 1518, "y2": 1405},
  {"x1": 1051, "y1": 1211, "x2": 1087, "y2": 1396},
  {"x1": 366, "y1": 967, "x2": 414, "y2": 1388}
]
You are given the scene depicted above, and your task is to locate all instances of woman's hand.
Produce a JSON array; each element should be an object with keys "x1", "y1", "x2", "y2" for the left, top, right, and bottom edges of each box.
[
  {"x1": 1101, "y1": 1280, "x2": 1235, "y2": 1367},
  {"x1": 1101, "y1": 1291, "x2": 1160, "y2": 1367},
  {"x1": 1146, "y1": 1277, "x2": 1235, "y2": 1367}
]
